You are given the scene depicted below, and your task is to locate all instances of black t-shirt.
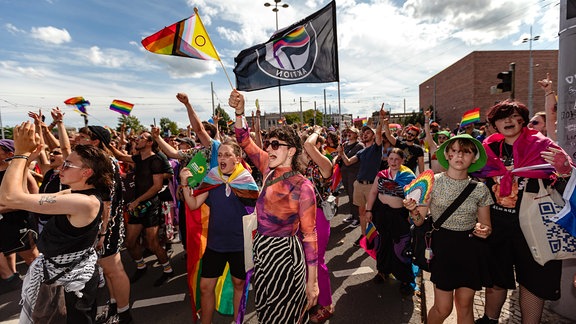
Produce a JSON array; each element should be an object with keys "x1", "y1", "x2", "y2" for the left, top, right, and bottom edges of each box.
[
  {"x1": 394, "y1": 141, "x2": 424, "y2": 173},
  {"x1": 132, "y1": 154, "x2": 166, "y2": 198}
]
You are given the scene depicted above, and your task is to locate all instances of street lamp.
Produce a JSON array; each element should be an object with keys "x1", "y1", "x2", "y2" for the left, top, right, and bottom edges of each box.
[
  {"x1": 264, "y1": 0, "x2": 289, "y2": 118},
  {"x1": 522, "y1": 26, "x2": 539, "y2": 117}
]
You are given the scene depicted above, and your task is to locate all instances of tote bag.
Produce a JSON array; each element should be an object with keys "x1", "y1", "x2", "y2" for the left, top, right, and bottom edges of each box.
[
  {"x1": 242, "y1": 210, "x2": 258, "y2": 272},
  {"x1": 519, "y1": 179, "x2": 576, "y2": 266}
]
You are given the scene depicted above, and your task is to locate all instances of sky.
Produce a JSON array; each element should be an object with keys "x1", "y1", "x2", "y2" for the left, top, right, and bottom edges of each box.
[{"x1": 0, "y1": 0, "x2": 561, "y2": 130}]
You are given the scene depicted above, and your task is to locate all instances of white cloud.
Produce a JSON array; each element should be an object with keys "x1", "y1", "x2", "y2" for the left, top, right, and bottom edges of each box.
[
  {"x1": 30, "y1": 26, "x2": 71, "y2": 45},
  {"x1": 5, "y1": 23, "x2": 24, "y2": 34}
]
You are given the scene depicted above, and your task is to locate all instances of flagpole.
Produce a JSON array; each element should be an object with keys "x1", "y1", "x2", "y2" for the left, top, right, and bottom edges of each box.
[{"x1": 194, "y1": 8, "x2": 234, "y2": 90}]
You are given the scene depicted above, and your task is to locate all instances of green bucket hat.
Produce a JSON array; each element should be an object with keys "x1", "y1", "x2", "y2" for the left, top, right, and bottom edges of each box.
[{"x1": 436, "y1": 134, "x2": 487, "y2": 173}]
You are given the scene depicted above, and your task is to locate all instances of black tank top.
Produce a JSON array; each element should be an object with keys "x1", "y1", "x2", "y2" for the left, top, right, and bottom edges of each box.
[{"x1": 37, "y1": 188, "x2": 103, "y2": 257}]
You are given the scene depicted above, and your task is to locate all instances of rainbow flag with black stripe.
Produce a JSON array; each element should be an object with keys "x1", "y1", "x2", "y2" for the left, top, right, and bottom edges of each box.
[
  {"x1": 64, "y1": 96, "x2": 90, "y2": 115},
  {"x1": 141, "y1": 9, "x2": 220, "y2": 61},
  {"x1": 109, "y1": 100, "x2": 134, "y2": 116},
  {"x1": 460, "y1": 107, "x2": 480, "y2": 128}
]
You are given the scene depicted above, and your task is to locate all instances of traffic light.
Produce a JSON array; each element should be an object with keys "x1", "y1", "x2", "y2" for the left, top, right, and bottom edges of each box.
[{"x1": 497, "y1": 71, "x2": 512, "y2": 92}]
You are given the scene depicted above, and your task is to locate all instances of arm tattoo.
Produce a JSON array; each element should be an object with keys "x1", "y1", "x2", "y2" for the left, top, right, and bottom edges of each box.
[{"x1": 39, "y1": 195, "x2": 57, "y2": 205}]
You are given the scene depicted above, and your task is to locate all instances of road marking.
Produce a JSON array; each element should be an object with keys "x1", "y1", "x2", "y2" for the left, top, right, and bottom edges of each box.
[
  {"x1": 332, "y1": 266, "x2": 374, "y2": 278},
  {"x1": 132, "y1": 293, "x2": 186, "y2": 309}
]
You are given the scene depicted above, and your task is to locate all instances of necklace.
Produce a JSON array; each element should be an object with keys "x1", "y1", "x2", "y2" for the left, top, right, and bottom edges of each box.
[{"x1": 500, "y1": 141, "x2": 514, "y2": 166}]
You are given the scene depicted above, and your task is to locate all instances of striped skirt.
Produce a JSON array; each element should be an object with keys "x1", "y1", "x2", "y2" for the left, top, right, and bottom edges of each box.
[{"x1": 253, "y1": 232, "x2": 309, "y2": 324}]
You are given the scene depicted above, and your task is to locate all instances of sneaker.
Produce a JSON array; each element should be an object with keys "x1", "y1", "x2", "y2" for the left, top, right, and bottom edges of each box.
[
  {"x1": 117, "y1": 310, "x2": 133, "y2": 324},
  {"x1": 309, "y1": 305, "x2": 334, "y2": 323},
  {"x1": 0, "y1": 273, "x2": 22, "y2": 295},
  {"x1": 350, "y1": 219, "x2": 360, "y2": 227},
  {"x1": 342, "y1": 216, "x2": 355, "y2": 223},
  {"x1": 130, "y1": 267, "x2": 147, "y2": 284},
  {"x1": 475, "y1": 314, "x2": 499, "y2": 324},
  {"x1": 153, "y1": 271, "x2": 175, "y2": 287}
]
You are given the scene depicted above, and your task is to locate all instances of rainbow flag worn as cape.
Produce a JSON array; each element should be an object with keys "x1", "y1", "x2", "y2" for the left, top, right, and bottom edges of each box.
[
  {"x1": 109, "y1": 100, "x2": 134, "y2": 115},
  {"x1": 141, "y1": 9, "x2": 220, "y2": 61},
  {"x1": 64, "y1": 96, "x2": 90, "y2": 115},
  {"x1": 186, "y1": 163, "x2": 259, "y2": 322},
  {"x1": 460, "y1": 107, "x2": 480, "y2": 128}
]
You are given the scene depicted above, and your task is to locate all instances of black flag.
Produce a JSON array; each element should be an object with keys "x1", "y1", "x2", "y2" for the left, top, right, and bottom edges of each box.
[{"x1": 233, "y1": 1, "x2": 339, "y2": 91}]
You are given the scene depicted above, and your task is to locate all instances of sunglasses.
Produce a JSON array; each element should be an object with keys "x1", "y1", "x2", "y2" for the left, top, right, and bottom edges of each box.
[
  {"x1": 406, "y1": 133, "x2": 417, "y2": 137},
  {"x1": 50, "y1": 151, "x2": 62, "y2": 156},
  {"x1": 263, "y1": 140, "x2": 290, "y2": 150},
  {"x1": 61, "y1": 160, "x2": 84, "y2": 170},
  {"x1": 529, "y1": 120, "x2": 540, "y2": 126}
]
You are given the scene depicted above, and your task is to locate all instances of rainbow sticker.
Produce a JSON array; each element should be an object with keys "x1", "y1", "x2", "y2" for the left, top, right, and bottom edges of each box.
[{"x1": 404, "y1": 169, "x2": 435, "y2": 205}]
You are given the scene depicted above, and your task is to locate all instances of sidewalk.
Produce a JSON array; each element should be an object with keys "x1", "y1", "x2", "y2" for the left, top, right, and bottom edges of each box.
[{"x1": 421, "y1": 272, "x2": 574, "y2": 323}]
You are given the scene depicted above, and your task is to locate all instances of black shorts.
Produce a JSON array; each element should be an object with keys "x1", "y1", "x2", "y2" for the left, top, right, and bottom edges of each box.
[
  {"x1": 201, "y1": 247, "x2": 246, "y2": 280},
  {"x1": 127, "y1": 198, "x2": 161, "y2": 228},
  {"x1": 0, "y1": 213, "x2": 37, "y2": 254},
  {"x1": 487, "y1": 213, "x2": 562, "y2": 300}
]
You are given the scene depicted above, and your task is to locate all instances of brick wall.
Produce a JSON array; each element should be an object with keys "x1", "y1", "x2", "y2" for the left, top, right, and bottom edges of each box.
[{"x1": 419, "y1": 50, "x2": 558, "y2": 131}]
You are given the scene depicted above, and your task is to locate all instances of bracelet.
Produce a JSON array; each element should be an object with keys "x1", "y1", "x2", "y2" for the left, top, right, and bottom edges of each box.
[
  {"x1": 12, "y1": 155, "x2": 30, "y2": 160},
  {"x1": 410, "y1": 210, "x2": 422, "y2": 222},
  {"x1": 365, "y1": 210, "x2": 372, "y2": 213},
  {"x1": 235, "y1": 111, "x2": 244, "y2": 116},
  {"x1": 545, "y1": 91, "x2": 555, "y2": 97}
]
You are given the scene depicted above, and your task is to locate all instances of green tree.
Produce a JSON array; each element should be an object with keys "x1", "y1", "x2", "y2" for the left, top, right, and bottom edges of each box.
[
  {"x1": 214, "y1": 105, "x2": 232, "y2": 132},
  {"x1": 1, "y1": 126, "x2": 13, "y2": 139},
  {"x1": 117, "y1": 115, "x2": 145, "y2": 133},
  {"x1": 160, "y1": 117, "x2": 179, "y2": 136}
]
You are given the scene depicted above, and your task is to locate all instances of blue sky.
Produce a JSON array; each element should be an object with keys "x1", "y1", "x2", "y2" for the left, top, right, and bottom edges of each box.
[{"x1": 0, "y1": 0, "x2": 560, "y2": 129}]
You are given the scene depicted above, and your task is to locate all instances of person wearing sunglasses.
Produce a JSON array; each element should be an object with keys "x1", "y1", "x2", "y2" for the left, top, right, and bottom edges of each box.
[
  {"x1": 527, "y1": 111, "x2": 547, "y2": 137},
  {"x1": 0, "y1": 122, "x2": 114, "y2": 324},
  {"x1": 383, "y1": 121, "x2": 425, "y2": 175},
  {"x1": 229, "y1": 89, "x2": 319, "y2": 323}
]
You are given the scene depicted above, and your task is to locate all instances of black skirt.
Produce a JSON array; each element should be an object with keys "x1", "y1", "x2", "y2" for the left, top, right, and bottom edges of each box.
[{"x1": 429, "y1": 227, "x2": 492, "y2": 291}]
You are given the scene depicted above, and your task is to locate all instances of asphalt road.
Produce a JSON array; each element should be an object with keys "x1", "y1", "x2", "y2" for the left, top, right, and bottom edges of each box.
[{"x1": 0, "y1": 194, "x2": 423, "y2": 323}]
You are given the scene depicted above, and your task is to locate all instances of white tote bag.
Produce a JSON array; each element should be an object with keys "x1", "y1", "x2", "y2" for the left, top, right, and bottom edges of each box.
[
  {"x1": 519, "y1": 179, "x2": 576, "y2": 266},
  {"x1": 242, "y1": 210, "x2": 258, "y2": 272}
]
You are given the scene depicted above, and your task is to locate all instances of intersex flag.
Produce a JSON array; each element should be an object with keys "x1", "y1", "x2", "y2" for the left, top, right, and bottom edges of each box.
[
  {"x1": 64, "y1": 97, "x2": 90, "y2": 115},
  {"x1": 460, "y1": 107, "x2": 481, "y2": 128},
  {"x1": 233, "y1": 0, "x2": 338, "y2": 91},
  {"x1": 142, "y1": 8, "x2": 220, "y2": 61},
  {"x1": 109, "y1": 100, "x2": 134, "y2": 115}
]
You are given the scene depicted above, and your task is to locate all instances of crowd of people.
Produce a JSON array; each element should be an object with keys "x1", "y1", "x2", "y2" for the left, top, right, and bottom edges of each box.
[{"x1": 0, "y1": 73, "x2": 574, "y2": 324}]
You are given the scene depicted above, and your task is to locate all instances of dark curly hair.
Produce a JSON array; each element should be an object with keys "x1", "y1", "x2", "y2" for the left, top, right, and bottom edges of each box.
[
  {"x1": 268, "y1": 125, "x2": 302, "y2": 171},
  {"x1": 487, "y1": 99, "x2": 529, "y2": 129},
  {"x1": 74, "y1": 144, "x2": 114, "y2": 195}
]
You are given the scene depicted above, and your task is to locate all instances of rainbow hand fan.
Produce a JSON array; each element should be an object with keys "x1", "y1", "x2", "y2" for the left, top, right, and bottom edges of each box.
[{"x1": 404, "y1": 169, "x2": 435, "y2": 205}]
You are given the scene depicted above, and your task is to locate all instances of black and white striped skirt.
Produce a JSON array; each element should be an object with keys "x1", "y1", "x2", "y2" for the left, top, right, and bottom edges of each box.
[{"x1": 253, "y1": 231, "x2": 309, "y2": 324}]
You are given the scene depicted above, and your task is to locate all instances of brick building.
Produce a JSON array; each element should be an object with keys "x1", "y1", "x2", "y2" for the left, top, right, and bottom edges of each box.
[{"x1": 419, "y1": 50, "x2": 558, "y2": 130}]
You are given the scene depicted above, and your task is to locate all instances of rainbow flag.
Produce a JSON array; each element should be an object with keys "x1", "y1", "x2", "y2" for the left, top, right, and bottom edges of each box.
[
  {"x1": 64, "y1": 96, "x2": 90, "y2": 114},
  {"x1": 460, "y1": 107, "x2": 480, "y2": 128},
  {"x1": 186, "y1": 204, "x2": 234, "y2": 321},
  {"x1": 109, "y1": 100, "x2": 134, "y2": 115},
  {"x1": 141, "y1": 9, "x2": 220, "y2": 61},
  {"x1": 278, "y1": 119, "x2": 284, "y2": 125}
]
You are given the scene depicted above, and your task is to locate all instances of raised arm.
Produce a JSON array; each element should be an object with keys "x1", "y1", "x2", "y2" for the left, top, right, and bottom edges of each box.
[
  {"x1": 177, "y1": 93, "x2": 212, "y2": 148},
  {"x1": 374, "y1": 104, "x2": 385, "y2": 146},
  {"x1": 538, "y1": 72, "x2": 557, "y2": 142},
  {"x1": 382, "y1": 115, "x2": 397, "y2": 146},
  {"x1": 51, "y1": 107, "x2": 71, "y2": 159},
  {"x1": 423, "y1": 110, "x2": 438, "y2": 152},
  {"x1": 151, "y1": 126, "x2": 179, "y2": 159},
  {"x1": 304, "y1": 126, "x2": 333, "y2": 179}
]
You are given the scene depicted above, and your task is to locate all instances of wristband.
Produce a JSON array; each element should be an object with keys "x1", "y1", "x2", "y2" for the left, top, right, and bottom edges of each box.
[
  {"x1": 545, "y1": 91, "x2": 555, "y2": 97},
  {"x1": 365, "y1": 210, "x2": 372, "y2": 213},
  {"x1": 12, "y1": 155, "x2": 30, "y2": 160},
  {"x1": 235, "y1": 111, "x2": 244, "y2": 116}
]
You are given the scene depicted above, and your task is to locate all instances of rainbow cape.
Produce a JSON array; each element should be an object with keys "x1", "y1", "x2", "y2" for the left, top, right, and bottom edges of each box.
[
  {"x1": 109, "y1": 100, "x2": 134, "y2": 115},
  {"x1": 460, "y1": 107, "x2": 480, "y2": 128},
  {"x1": 64, "y1": 96, "x2": 90, "y2": 114},
  {"x1": 141, "y1": 9, "x2": 220, "y2": 61}
]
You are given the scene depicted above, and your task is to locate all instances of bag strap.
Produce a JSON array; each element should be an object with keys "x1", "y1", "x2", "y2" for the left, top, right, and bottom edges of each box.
[{"x1": 432, "y1": 180, "x2": 477, "y2": 230}]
